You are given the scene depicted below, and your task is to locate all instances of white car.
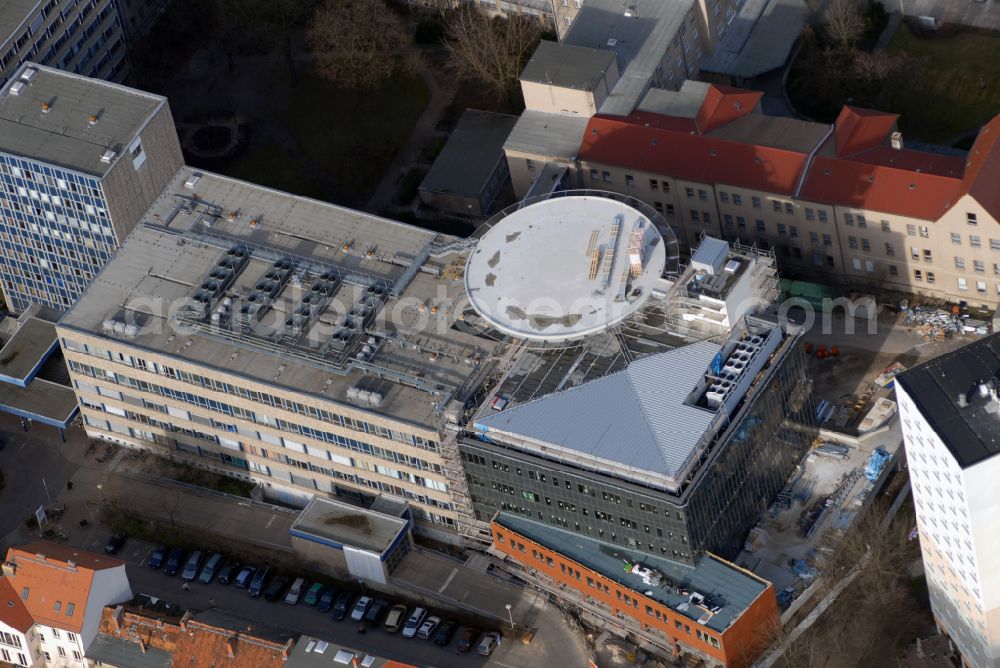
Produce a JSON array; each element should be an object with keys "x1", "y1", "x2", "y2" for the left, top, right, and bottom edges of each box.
[
  {"x1": 477, "y1": 631, "x2": 502, "y2": 656},
  {"x1": 416, "y1": 615, "x2": 441, "y2": 640},
  {"x1": 401, "y1": 607, "x2": 427, "y2": 638},
  {"x1": 350, "y1": 596, "x2": 372, "y2": 621}
]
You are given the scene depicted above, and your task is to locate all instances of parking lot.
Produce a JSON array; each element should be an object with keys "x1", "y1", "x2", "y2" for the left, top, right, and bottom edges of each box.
[{"x1": 85, "y1": 529, "x2": 516, "y2": 668}]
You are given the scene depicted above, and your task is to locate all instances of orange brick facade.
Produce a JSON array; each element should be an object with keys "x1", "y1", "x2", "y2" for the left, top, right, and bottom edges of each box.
[{"x1": 491, "y1": 522, "x2": 779, "y2": 668}]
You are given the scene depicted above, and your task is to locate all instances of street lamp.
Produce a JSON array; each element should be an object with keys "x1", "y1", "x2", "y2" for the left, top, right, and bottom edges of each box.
[{"x1": 505, "y1": 603, "x2": 514, "y2": 631}]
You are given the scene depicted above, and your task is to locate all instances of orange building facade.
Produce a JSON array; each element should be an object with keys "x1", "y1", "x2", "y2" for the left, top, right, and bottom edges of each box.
[{"x1": 490, "y1": 519, "x2": 779, "y2": 668}]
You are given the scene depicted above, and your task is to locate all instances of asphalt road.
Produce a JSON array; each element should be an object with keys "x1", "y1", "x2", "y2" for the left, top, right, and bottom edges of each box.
[
  {"x1": 91, "y1": 530, "x2": 503, "y2": 668},
  {"x1": 0, "y1": 423, "x2": 78, "y2": 538}
]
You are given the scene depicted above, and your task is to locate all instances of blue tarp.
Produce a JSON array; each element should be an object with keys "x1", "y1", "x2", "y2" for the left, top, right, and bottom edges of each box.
[{"x1": 864, "y1": 447, "x2": 891, "y2": 481}]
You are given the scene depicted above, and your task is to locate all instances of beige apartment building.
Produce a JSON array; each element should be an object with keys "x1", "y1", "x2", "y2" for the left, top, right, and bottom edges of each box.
[
  {"x1": 506, "y1": 76, "x2": 1000, "y2": 307},
  {"x1": 57, "y1": 167, "x2": 504, "y2": 535}
]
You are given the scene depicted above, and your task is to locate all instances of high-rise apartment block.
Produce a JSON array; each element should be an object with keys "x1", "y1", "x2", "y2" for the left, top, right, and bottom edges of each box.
[
  {"x1": 0, "y1": 63, "x2": 182, "y2": 312},
  {"x1": 897, "y1": 337, "x2": 1000, "y2": 668},
  {"x1": 0, "y1": 0, "x2": 130, "y2": 86}
]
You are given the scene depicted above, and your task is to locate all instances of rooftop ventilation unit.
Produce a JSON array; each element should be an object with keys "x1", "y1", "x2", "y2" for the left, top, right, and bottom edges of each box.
[
  {"x1": 20, "y1": 67, "x2": 36, "y2": 83},
  {"x1": 234, "y1": 258, "x2": 295, "y2": 330},
  {"x1": 8, "y1": 81, "x2": 24, "y2": 96},
  {"x1": 184, "y1": 173, "x2": 202, "y2": 189},
  {"x1": 188, "y1": 246, "x2": 250, "y2": 319},
  {"x1": 891, "y1": 131, "x2": 903, "y2": 150},
  {"x1": 280, "y1": 270, "x2": 342, "y2": 344},
  {"x1": 100, "y1": 150, "x2": 116, "y2": 164}
]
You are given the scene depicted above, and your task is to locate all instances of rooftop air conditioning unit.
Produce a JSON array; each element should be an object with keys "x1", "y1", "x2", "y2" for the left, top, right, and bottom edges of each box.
[
  {"x1": 100, "y1": 150, "x2": 116, "y2": 164},
  {"x1": 184, "y1": 173, "x2": 202, "y2": 189},
  {"x1": 20, "y1": 67, "x2": 37, "y2": 83},
  {"x1": 9, "y1": 81, "x2": 24, "y2": 96}
]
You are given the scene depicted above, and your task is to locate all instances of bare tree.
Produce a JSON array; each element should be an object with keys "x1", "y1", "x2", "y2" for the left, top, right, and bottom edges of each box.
[
  {"x1": 824, "y1": 0, "x2": 865, "y2": 49},
  {"x1": 443, "y1": 7, "x2": 542, "y2": 102},
  {"x1": 307, "y1": 0, "x2": 409, "y2": 89}
]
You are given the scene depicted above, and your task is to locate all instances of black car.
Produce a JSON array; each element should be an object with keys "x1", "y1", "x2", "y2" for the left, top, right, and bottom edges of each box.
[
  {"x1": 317, "y1": 588, "x2": 337, "y2": 613},
  {"x1": 457, "y1": 627, "x2": 481, "y2": 653},
  {"x1": 104, "y1": 531, "x2": 127, "y2": 555},
  {"x1": 216, "y1": 562, "x2": 239, "y2": 585},
  {"x1": 164, "y1": 548, "x2": 186, "y2": 576},
  {"x1": 248, "y1": 566, "x2": 271, "y2": 598},
  {"x1": 330, "y1": 592, "x2": 354, "y2": 621},
  {"x1": 263, "y1": 576, "x2": 290, "y2": 602},
  {"x1": 233, "y1": 565, "x2": 256, "y2": 589},
  {"x1": 364, "y1": 599, "x2": 390, "y2": 627},
  {"x1": 148, "y1": 545, "x2": 169, "y2": 569},
  {"x1": 433, "y1": 620, "x2": 458, "y2": 646}
]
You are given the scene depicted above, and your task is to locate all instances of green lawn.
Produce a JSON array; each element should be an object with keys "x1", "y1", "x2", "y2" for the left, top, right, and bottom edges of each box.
[
  {"x1": 886, "y1": 24, "x2": 1000, "y2": 143},
  {"x1": 216, "y1": 67, "x2": 429, "y2": 208}
]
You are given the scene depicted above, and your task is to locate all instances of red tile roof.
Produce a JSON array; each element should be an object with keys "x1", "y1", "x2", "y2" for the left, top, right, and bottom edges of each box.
[
  {"x1": 580, "y1": 114, "x2": 810, "y2": 195},
  {"x1": 574, "y1": 83, "x2": 984, "y2": 221},
  {"x1": 695, "y1": 86, "x2": 762, "y2": 134},
  {"x1": 0, "y1": 578, "x2": 34, "y2": 633},
  {"x1": 834, "y1": 107, "x2": 899, "y2": 157},
  {"x1": 961, "y1": 115, "x2": 1000, "y2": 221},
  {"x1": 3, "y1": 542, "x2": 125, "y2": 634}
]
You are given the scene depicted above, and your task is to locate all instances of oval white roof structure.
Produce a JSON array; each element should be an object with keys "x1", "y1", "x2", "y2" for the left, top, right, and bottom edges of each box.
[{"x1": 465, "y1": 195, "x2": 667, "y2": 342}]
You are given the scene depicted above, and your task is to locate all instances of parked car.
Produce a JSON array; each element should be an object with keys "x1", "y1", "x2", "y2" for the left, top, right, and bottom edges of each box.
[
  {"x1": 164, "y1": 548, "x2": 186, "y2": 577},
  {"x1": 104, "y1": 532, "x2": 127, "y2": 555},
  {"x1": 401, "y1": 607, "x2": 427, "y2": 638},
  {"x1": 330, "y1": 592, "x2": 354, "y2": 621},
  {"x1": 384, "y1": 604, "x2": 408, "y2": 633},
  {"x1": 416, "y1": 615, "x2": 441, "y2": 640},
  {"x1": 233, "y1": 565, "x2": 256, "y2": 589},
  {"x1": 477, "y1": 631, "x2": 501, "y2": 656},
  {"x1": 363, "y1": 599, "x2": 389, "y2": 627},
  {"x1": 148, "y1": 545, "x2": 169, "y2": 569},
  {"x1": 303, "y1": 582, "x2": 325, "y2": 606},
  {"x1": 181, "y1": 551, "x2": 204, "y2": 581},
  {"x1": 433, "y1": 620, "x2": 458, "y2": 646},
  {"x1": 264, "y1": 576, "x2": 290, "y2": 602},
  {"x1": 457, "y1": 628, "x2": 481, "y2": 653},
  {"x1": 197, "y1": 553, "x2": 224, "y2": 584},
  {"x1": 317, "y1": 588, "x2": 337, "y2": 613},
  {"x1": 217, "y1": 562, "x2": 240, "y2": 585},
  {"x1": 349, "y1": 596, "x2": 372, "y2": 621},
  {"x1": 284, "y1": 577, "x2": 307, "y2": 605},
  {"x1": 248, "y1": 566, "x2": 271, "y2": 597}
]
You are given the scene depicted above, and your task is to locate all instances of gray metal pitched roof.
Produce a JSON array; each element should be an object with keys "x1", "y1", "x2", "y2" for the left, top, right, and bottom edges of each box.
[
  {"x1": 700, "y1": 0, "x2": 809, "y2": 79},
  {"x1": 503, "y1": 110, "x2": 589, "y2": 160},
  {"x1": 419, "y1": 109, "x2": 518, "y2": 199},
  {"x1": 85, "y1": 634, "x2": 173, "y2": 668},
  {"x1": 476, "y1": 342, "x2": 721, "y2": 479},
  {"x1": 520, "y1": 40, "x2": 618, "y2": 90}
]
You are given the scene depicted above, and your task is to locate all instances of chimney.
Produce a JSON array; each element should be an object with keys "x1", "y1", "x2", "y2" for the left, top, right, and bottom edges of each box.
[
  {"x1": 958, "y1": 393, "x2": 969, "y2": 408},
  {"x1": 40, "y1": 102, "x2": 50, "y2": 114},
  {"x1": 87, "y1": 114, "x2": 98, "y2": 125},
  {"x1": 281, "y1": 639, "x2": 293, "y2": 659},
  {"x1": 179, "y1": 611, "x2": 192, "y2": 631},
  {"x1": 226, "y1": 636, "x2": 237, "y2": 658},
  {"x1": 138, "y1": 639, "x2": 146, "y2": 654},
  {"x1": 110, "y1": 605, "x2": 124, "y2": 634},
  {"x1": 891, "y1": 131, "x2": 903, "y2": 150}
]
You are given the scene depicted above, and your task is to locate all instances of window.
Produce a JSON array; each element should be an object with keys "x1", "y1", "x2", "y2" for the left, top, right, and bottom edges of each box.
[
  {"x1": 602, "y1": 171, "x2": 611, "y2": 183},
  {"x1": 698, "y1": 189, "x2": 708, "y2": 201},
  {"x1": 772, "y1": 200, "x2": 782, "y2": 213},
  {"x1": 809, "y1": 231, "x2": 819, "y2": 243},
  {"x1": 805, "y1": 207, "x2": 815, "y2": 221},
  {"x1": 703, "y1": 211, "x2": 711, "y2": 224},
  {"x1": 968, "y1": 212, "x2": 978, "y2": 225},
  {"x1": 72, "y1": 651, "x2": 81, "y2": 661},
  {"x1": 784, "y1": 202, "x2": 794, "y2": 215},
  {"x1": 958, "y1": 277, "x2": 968, "y2": 291},
  {"x1": 923, "y1": 249, "x2": 933, "y2": 262},
  {"x1": 649, "y1": 179, "x2": 659, "y2": 191},
  {"x1": 955, "y1": 257, "x2": 966, "y2": 270},
  {"x1": 885, "y1": 242, "x2": 895, "y2": 256},
  {"x1": 823, "y1": 234, "x2": 832, "y2": 246},
  {"x1": 752, "y1": 196, "x2": 761, "y2": 209},
  {"x1": 862, "y1": 238, "x2": 871, "y2": 252},
  {"x1": 589, "y1": 168, "x2": 598, "y2": 181},
  {"x1": 777, "y1": 223, "x2": 787, "y2": 235},
  {"x1": 927, "y1": 272, "x2": 935, "y2": 284},
  {"x1": 526, "y1": 159, "x2": 535, "y2": 171},
  {"x1": 881, "y1": 220, "x2": 891, "y2": 232},
  {"x1": 690, "y1": 210, "x2": 700, "y2": 223},
  {"x1": 848, "y1": 235, "x2": 858, "y2": 249},
  {"x1": 978, "y1": 280, "x2": 987, "y2": 293},
  {"x1": 907, "y1": 224, "x2": 916, "y2": 236},
  {"x1": 661, "y1": 181, "x2": 670, "y2": 193},
  {"x1": 888, "y1": 265, "x2": 898, "y2": 276},
  {"x1": 952, "y1": 233, "x2": 962, "y2": 245},
  {"x1": 914, "y1": 269, "x2": 923, "y2": 281},
  {"x1": 66, "y1": 632, "x2": 75, "y2": 643},
  {"x1": 685, "y1": 187, "x2": 695, "y2": 198},
  {"x1": 719, "y1": 191, "x2": 729, "y2": 203},
  {"x1": 52, "y1": 630, "x2": 60, "y2": 639},
  {"x1": 732, "y1": 194, "x2": 742, "y2": 205},
  {"x1": 53, "y1": 601, "x2": 61, "y2": 612},
  {"x1": 857, "y1": 215, "x2": 867, "y2": 228},
  {"x1": 66, "y1": 603, "x2": 74, "y2": 617},
  {"x1": 818, "y1": 210, "x2": 828, "y2": 223},
  {"x1": 625, "y1": 174, "x2": 635, "y2": 188},
  {"x1": 19, "y1": 588, "x2": 28, "y2": 600},
  {"x1": 975, "y1": 260, "x2": 985, "y2": 273},
  {"x1": 845, "y1": 213, "x2": 855, "y2": 226},
  {"x1": 971, "y1": 235, "x2": 982, "y2": 248},
  {"x1": 920, "y1": 226, "x2": 929, "y2": 238},
  {"x1": 57, "y1": 647, "x2": 66, "y2": 658},
  {"x1": 757, "y1": 220, "x2": 766, "y2": 232}
]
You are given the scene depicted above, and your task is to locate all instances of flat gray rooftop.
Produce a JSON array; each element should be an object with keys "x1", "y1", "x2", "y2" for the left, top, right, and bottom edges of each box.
[
  {"x1": 504, "y1": 110, "x2": 589, "y2": 159},
  {"x1": 496, "y1": 513, "x2": 768, "y2": 633},
  {"x1": 520, "y1": 40, "x2": 618, "y2": 90},
  {"x1": 707, "y1": 113, "x2": 829, "y2": 153},
  {"x1": 0, "y1": 315, "x2": 58, "y2": 384},
  {"x1": 637, "y1": 81, "x2": 710, "y2": 117},
  {"x1": 0, "y1": 0, "x2": 39, "y2": 45},
  {"x1": 290, "y1": 495, "x2": 408, "y2": 554},
  {"x1": 0, "y1": 378, "x2": 79, "y2": 426},
  {"x1": 565, "y1": 0, "x2": 689, "y2": 116},
  {"x1": 59, "y1": 168, "x2": 503, "y2": 431},
  {"x1": 700, "y1": 0, "x2": 809, "y2": 79},
  {"x1": 0, "y1": 63, "x2": 164, "y2": 175},
  {"x1": 85, "y1": 634, "x2": 172, "y2": 668},
  {"x1": 419, "y1": 109, "x2": 517, "y2": 200}
]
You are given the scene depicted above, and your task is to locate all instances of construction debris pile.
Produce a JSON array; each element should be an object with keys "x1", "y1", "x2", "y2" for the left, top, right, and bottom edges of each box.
[{"x1": 903, "y1": 306, "x2": 990, "y2": 340}]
